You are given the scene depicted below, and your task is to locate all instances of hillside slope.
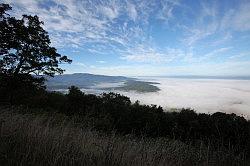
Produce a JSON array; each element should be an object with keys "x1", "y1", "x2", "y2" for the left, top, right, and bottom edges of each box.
[{"x1": 46, "y1": 73, "x2": 160, "y2": 93}]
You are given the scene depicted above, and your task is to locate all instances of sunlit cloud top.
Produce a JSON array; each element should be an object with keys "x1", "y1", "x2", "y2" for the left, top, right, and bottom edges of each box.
[{"x1": 3, "y1": 0, "x2": 250, "y2": 76}]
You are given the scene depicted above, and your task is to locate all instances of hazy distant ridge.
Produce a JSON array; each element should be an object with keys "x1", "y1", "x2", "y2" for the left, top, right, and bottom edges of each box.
[{"x1": 46, "y1": 73, "x2": 160, "y2": 92}]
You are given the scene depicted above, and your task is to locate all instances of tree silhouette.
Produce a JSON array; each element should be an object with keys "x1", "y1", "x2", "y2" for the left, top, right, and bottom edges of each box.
[
  {"x1": 0, "y1": 3, "x2": 72, "y2": 104},
  {"x1": 0, "y1": 4, "x2": 72, "y2": 76}
]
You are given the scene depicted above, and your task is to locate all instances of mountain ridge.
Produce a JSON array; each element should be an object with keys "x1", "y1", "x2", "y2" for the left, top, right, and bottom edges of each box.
[{"x1": 46, "y1": 73, "x2": 160, "y2": 93}]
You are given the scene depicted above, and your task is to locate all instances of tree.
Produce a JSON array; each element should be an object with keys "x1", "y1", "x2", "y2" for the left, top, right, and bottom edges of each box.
[
  {"x1": 0, "y1": 3, "x2": 71, "y2": 76},
  {"x1": 0, "y1": 3, "x2": 72, "y2": 104}
]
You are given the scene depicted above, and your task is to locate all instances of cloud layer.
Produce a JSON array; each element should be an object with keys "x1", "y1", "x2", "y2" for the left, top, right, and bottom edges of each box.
[
  {"x1": 119, "y1": 78, "x2": 250, "y2": 119},
  {"x1": 3, "y1": 0, "x2": 250, "y2": 76}
]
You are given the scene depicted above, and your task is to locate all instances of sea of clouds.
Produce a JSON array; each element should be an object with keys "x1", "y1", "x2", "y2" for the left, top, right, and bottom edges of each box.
[{"x1": 116, "y1": 78, "x2": 250, "y2": 119}]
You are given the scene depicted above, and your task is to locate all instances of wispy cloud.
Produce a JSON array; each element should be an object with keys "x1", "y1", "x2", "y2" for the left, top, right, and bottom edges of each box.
[
  {"x1": 126, "y1": 1, "x2": 137, "y2": 21},
  {"x1": 181, "y1": 47, "x2": 232, "y2": 63},
  {"x1": 229, "y1": 52, "x2": 250, "y2": 60},
  {"x1": 221, "y1": 2, "x2": 250, "y2": 31},
  {"x1": 182, "y1": 1, "x2": 219, "y2": 46},
  {"x1": 0, "y1": 1, "x2": 221, "y2": 58},
  {"x1": 199, "y1": 47, "x2": 232, "y2": 62},
  {"x1": 211, "y1": 32, "x2": 232, "y2": 46},
  {"x1": 75, "y1": 62, "x2": 86, "y2": 67},
  {"x1": 157, "y1": 0, "x2": 180, "y2": 21},
  {"x1": 3, "y1": 0, "x2": 250, "y2": 76},
  {"x1": 98, "y1": 2, "x2": 120, "y2": 20},
  {"x1": 121, "y1": 44, "x2": 184, "y2": 63},
  {"x1": 182, "y1": 1, "x2": 250, "y2": 47},
  {"x1": 97, "y1": 60, "x2": 106, "y2": 64}
]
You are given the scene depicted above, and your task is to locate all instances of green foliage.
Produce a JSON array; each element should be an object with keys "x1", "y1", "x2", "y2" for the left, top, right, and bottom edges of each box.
[
  {"x1": 0, "y1": 3, "x2": 71, "y2": 104},
  {"x1": 0, "y1": 3, "x2": 71, "y2": 76},
  {"x1": 0, "y1": 73, "x2": 45, "y2": 105},
  {"x1": 1, "y1": 109, "x2": 247, "y2": 166},
  {"x1": 114, "y1": 80, "x2": 160, "y2": 92},
  {"x1": 7, "y1": 86, "x2": 249, "y2": 157},
  {"x1": 0, "y1": 3, "x2": 249, "y2": 162}
]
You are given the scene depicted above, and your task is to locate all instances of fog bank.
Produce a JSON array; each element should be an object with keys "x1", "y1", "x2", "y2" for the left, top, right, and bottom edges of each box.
[{"x1": 118, "y1": 78, "x2": 250, "y2": 119}]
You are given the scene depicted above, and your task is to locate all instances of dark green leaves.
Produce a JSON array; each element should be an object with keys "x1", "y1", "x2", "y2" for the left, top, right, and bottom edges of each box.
[{"x1": 0, "y1": 3, "x2": 72, "y2": 76}]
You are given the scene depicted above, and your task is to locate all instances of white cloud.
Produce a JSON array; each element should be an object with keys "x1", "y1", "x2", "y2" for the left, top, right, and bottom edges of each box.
[
  {"x1": 181, "y1": 47, "x2": 232, "y2": 63},
  {"x1": 232, "y1": 2, "x2": 250, "y2": 31},
  {"x1": 182, "y1": 1, "x2": 250, "y2": 48},
  {"x1": 4, "y1": 0, "x2": 119, "y2": 49},
  {"x1": 200, "y1": 1, "x2": 217, "y2": 18},
  {"x1": 183, "y1": 28, "x2": 214, "y2": 46},
  {"x1": 2, "y1": 0, "x2": 181, "y2": 59},
  {"x1": 211, "y1": 32, "x2": 232, "y2": 46},
  {"x1": 229, "y1": 52, "x2": 250, "y2": 60},
  {"x1": 199, "y1": 47, "x2": 231, "y2": 62},
  {"x1": 3, "y1": 0, "x2": 250, "y2": 76},
  {"x1": 121, "y1": 78, "x2": 250, "y2": 119},
  {"x1": 182, "y1": 2, "x2": 219, "y2": 46},
  {"x1": 75, "y1": 62, "x2": 86, "y2": 67},
  {"x1": 157, "y1": 0, "x2": 180, "y2": 21},
  {"x1": 221, "y1": 2, "x2": 250, "y2": 31},
  {"x1": 97, "y1": 60, "x2": 106, "y2": 64},
  {"x1": 99, "y1": 6, "x2": 119, "y2": 20},
  {"x1": 220, "y1": 9, "x2": 235, "y2": 31},
  {"x1": 126, "y1": 2, "x2": 137, "y2": 21},
  {"x1": 121, "y1": 44, "x2": 184, "y2": 63}
]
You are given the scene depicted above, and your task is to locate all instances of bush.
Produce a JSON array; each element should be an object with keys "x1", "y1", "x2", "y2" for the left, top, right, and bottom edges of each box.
[{"x1": 1, "y1": 85, "x2": 250, "y2": 157}]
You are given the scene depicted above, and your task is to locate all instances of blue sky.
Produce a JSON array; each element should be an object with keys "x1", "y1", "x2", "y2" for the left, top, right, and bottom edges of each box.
[{"x1": 3, "y1": 0, "x2": 250, "y2": 76}]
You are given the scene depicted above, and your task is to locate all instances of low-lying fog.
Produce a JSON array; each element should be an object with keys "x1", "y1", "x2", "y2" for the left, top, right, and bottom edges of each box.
[
  {"x1": 117, "y1": 78, "x2": 250, "y2": 119},
  {"x1": 55, "y1": 77, "x2": 250, "y2": 119}
]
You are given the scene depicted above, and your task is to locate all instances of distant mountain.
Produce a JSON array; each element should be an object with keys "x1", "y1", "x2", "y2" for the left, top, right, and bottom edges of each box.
[
  {"x1": 46, "y1": 73, "x2": 132, "y2": 90},
  {"x1": 45, "y1": 73, "x2": 160, "y2": 93}
]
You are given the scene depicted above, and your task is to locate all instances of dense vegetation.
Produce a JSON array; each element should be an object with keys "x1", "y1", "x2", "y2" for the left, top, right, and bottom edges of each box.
[
  {"x1": 0, "y1": 86, "x2": 250, "y2": 165},
  {"x1": 0, "y1": 3, "x2": 71, "y2": 105},
  {"x1": 0, "y1": 3, "x2": 250, "y2": 165},
  {"x1": 113, "y1": 80, "x2": 160, "y2": 92},
  {"x1": 0, "y1": 107, "x2": 248, "y2": 166},
  {"x1": 1, "y1": 86, "x2": 250, "y2": 159}
]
